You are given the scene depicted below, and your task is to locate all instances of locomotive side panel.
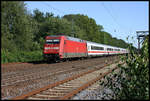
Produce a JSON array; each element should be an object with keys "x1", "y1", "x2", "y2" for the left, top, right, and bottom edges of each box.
[{"x1": 63, "y1": 40, "x2": 87, "y2": 58}]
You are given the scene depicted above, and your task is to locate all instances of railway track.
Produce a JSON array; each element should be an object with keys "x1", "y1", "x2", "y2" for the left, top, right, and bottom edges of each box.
[
  {"x1": 1, "y1": 55, "x2": 120, "y2": 99},
  {"x1": 2, "y1": 66, "x2": 88, "y2": 87},
  {"x1": 2, "y1": 56, "x2": 117, "y2": 87},
  {"x1": 10, "y1": 61, "x2": 123, "y2": 100}
]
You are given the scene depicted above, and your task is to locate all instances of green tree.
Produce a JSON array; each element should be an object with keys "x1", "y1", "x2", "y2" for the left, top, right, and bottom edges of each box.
[{"x1": 1, "y1": 1, "x2": 35, "y2": 51}]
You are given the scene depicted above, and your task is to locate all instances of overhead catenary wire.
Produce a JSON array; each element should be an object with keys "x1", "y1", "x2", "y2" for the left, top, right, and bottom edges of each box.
[
  {"x1": 43, "y1": 2, "x2": 66, "y2": 16},
  {"x1": 34, "y1": 2, "x2": 126, "y2": 40},
  {"x1": 101, "y1": 2, "x2": 122, "y2": 32},
  {"x1": 101, "y1": 2, "x2": 136, "y2": 45}
]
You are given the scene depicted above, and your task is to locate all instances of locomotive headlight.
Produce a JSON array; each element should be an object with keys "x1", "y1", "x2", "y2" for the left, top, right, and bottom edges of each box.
[
  {"x1": 44, "y1": 47, "x2": 59, "y2": 49},
  {"x1": 53, "y1": 47, "x2": 59, "y2": 49}
]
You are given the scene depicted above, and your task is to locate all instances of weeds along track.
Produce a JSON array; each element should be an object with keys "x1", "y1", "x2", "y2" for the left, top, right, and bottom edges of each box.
[
  {"x1": 1, "y1": 55, "x2": 120, "y2": 99},
  {"x1": 11, "y1": 61, "x2": 123, "y2": 100}
]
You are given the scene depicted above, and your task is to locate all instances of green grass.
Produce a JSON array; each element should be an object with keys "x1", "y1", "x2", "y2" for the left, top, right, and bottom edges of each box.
[{"x1": 1, "y1": 49, "x2": 43, "y2": 64}]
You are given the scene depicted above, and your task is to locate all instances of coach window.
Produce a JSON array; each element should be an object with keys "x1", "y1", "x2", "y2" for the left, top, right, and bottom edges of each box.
[
  {"x1": 107, "y1": 48, "x2": 113, "y2": 51},
  {"x1": 107, "y1": 48, "x2": 111, "y2": 51},
  {"x1": 91, "y1": 46, "x2": 104, "y2": 50},
  {"x1": 100, "y1": 47, "x2": 104, "y2": 50}
]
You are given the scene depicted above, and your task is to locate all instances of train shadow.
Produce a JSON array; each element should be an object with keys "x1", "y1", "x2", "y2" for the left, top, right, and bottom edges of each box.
[
  {"x1": 27, "y1": 60, "x2": 56, "y2": 64},
  {"x1": 27, "y1": 55, "x2": 117, "y2": 65},
  {"x1": 27, "y1": 58, "x2": 84, "y2": 65}
]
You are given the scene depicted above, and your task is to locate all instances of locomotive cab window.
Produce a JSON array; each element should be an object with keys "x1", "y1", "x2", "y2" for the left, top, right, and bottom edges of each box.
[{"x1": 46, "y1": 39, "x2": 60, "y2": 44}]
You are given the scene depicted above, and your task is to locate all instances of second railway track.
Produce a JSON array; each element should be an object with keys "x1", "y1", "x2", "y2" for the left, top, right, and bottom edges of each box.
[{"x1": 10, "y1": 61, "x2": 124, "y2": 100}]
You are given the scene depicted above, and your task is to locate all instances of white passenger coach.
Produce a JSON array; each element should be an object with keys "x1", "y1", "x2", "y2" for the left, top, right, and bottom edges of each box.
[{"x1": 86, "y1": 41, "x2": 128, "y2": 56}]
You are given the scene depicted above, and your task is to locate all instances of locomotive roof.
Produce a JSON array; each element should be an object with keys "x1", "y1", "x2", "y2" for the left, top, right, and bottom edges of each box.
[{"x1": 48, "y1": 35, "x2": 84, "y2": 42}]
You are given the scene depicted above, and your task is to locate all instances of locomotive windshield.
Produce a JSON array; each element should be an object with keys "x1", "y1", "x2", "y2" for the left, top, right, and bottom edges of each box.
[{"x1": 46, "y1": 39, "x2": 60, "y2": 44}]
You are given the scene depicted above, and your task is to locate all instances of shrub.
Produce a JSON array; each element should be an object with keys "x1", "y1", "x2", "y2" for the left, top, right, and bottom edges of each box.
[
  {"x1": 101, "y1": 36, "x2": 149, "y2": 100},
  {"x1": 1, "y1": 49, "x2": 43, "y2": 64}
]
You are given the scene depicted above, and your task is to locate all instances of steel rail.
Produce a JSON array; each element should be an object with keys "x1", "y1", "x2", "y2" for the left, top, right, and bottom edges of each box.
[
  {"x1": 10, "y1": 63, "x2": 109, "y2": 100},
  {"x1": 2, "y1": 66, "x2": 86, "y2": 87},
  {"x1": 60, "y1": 66, "x2": 118, "y2": 100},
  {"x1": 10, "y1": 61, "x2": 124, "y2": 100}
]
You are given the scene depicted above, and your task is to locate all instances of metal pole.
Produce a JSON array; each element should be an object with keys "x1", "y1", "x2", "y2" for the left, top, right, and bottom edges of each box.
[
  {"x1": 136, "y1": 31, "x2": 149, "y2": 53},
  {"x1": 71, "y1": 18, "x2": 75, "y2": 37},
  {"x1": 138, "y1": 37, "x2": 140, "y2": 53},
  {"x1": 104, "y1": 32, "x2": 105, "y2": 44}
]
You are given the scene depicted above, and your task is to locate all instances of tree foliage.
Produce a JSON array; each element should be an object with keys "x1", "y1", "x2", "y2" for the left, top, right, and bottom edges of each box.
[
  {"x1": 1, "y1": 1, "x2": 35, "y2": 51},
  {"x1": 63, "y1": 14, "x2": 129, "y2": 48},
  {"x1": 1, "y1": 1, "x2": 131, "y2": 63}
]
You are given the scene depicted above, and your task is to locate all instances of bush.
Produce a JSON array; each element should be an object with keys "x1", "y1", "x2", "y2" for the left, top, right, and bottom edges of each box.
[
  {"x1": 102, "y1": 36, "x2": 149, "y2": 100},
  {"x1": 1, "y1": 49, "x2": 43, "y2": 64},
  {"x1": 1, "y1": 49, "x2": 8, "y2": 63}
]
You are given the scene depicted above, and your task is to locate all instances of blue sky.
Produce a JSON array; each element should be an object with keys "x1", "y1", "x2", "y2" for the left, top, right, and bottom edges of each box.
[{"x1": 25, "y1": 1, "x2": 149, "y2": 48}]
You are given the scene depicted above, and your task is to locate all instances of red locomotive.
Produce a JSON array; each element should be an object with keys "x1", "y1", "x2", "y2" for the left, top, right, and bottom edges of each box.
[
  {"x1": 43, "y1": 35, "x2": 87, "y2": 62},
  {"x1": 43, "y1": 35, "x2": 128, "y2": 62}
]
